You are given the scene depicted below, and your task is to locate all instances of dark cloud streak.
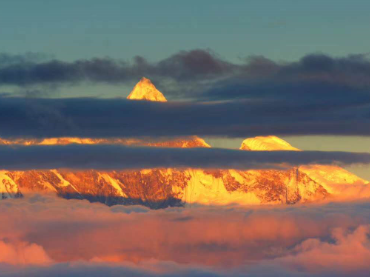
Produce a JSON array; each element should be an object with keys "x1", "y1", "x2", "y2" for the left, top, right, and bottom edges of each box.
[
  {"x1": 0, "y1": 145, "x2": 369, "y2": 170},
  {"x1": 0, "y1": 97, "x2": 369, "y2": 138}
]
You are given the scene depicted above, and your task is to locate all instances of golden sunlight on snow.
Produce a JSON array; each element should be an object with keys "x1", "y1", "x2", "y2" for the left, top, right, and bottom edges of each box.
[
  {"x1": 240, "y1": 136, "x2": 300, "y2": 151},
  {"x1": 127, "y1": 77, "x2": 167, "y2": 102}
]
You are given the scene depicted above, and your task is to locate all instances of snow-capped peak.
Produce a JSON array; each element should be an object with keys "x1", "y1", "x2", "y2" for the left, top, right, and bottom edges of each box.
[
  {"x1": 127, "y1": 77, "x2": 167, "y2": 102},
  {"x1": 240, "y1": 136, "x2": 300, "y2": 151}
]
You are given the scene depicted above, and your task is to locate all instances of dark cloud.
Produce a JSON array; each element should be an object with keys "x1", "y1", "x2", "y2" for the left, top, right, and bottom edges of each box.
[
  {"x1": 156, "y1": 49, "x2": 236, "y2": 81},
  {"x1": 1, "y1": 50, "x2": 370, "y2": 104},
  {"x1": 1, "y1": 51, "x2": 370, "y2": 138},
  {"x1": 202, "y1": 53, "x2": 370, "y2": 103},
  {"x1": 0, "y1": 96, "x2": 369, "y2": 138},
  {"x1": 0, "y1": 50, "x2": 234, "y2": 88},
  {"x1": 0, "y1": 144, "x2": 369, "y2": 170}
]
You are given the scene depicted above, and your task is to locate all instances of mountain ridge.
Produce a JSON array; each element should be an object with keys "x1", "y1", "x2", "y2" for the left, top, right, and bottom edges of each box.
[
  {"x1": 0, "y1": 78, "x2": 368, "y2": 207},
  {"x1": 240, "y1": 136, "x2": 300, "y2": 151},
  {"x1": 127, "y1": 77, "x2": 167, "y2": 102}
]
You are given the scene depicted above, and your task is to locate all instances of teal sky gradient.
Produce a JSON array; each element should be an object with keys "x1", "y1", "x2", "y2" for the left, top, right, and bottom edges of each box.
[{"x1": 1, "y1": 0, "x2": 370, "y2": 62}]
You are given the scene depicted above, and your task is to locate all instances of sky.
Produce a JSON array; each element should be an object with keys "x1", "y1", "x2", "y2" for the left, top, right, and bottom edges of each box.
[
  {"x1": 2, "y1": 0, "x2": 370, "y2": 62},
  {"x1": 1, "y1": 0, "x2": 370, "y2": 179}
]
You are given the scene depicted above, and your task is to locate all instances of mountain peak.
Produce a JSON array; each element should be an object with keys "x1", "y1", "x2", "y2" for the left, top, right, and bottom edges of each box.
[
  {"x1": 127, "y1": 77, "x2": 167, "y2": 102},
  {"x1": 240, "y1": 136, "x2": 300, "y2": 151}
]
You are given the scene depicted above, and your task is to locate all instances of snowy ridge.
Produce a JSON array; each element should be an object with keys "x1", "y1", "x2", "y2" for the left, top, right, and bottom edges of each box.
[
  {"x1": 240, "y1": 135, "x2": 368, "y2": 197},
  {"x1": 240, "y1": 136, "x2": 300, "y2": 151},
  {"x1": 0, "y1": 78, "x2": 368, "y2": 208},
  {"x1": 127, "y1": 77, "x2": 167, "y2": 102},
  {"x1": 0, "y1": 171, "x2": 22, "y2": 199}
]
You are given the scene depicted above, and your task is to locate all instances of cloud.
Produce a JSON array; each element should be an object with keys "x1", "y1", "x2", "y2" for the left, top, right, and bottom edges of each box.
[
  {"x1": 0, "y1": 96, "x2": 369, "y2": 138},
  {"x1": 202, "y1": 53, "x2": 370, "y2": 103},
  {"x1": 0, "y1": 261, "x2": 227, "y2": 277},
  {"x1": 156, "y1": 49, "x2": 236, "y2": 81},
  {"x1": 0, "y1": 53, "x2": 51, "y2": 68},
  {"x1": 1, "y1": 50, "x2": 370, "y2": 104},
  {"x1": 0, "y1": 240, "x2": 52, "y2": 265},
  {"x1": 276, "y1": 225, "x2": 370, "y2": 275},
  {"x1": 0, "y1": 50, "x2": 234, "y2": 88},
  {"x1": 1, "y1": 195, "x2": 370, "y2": 276},
  {"x1": 1, "y1": 51, "x2": 370, "y2": 139},
  {"x1": 0, "y1": 145, "x2": 369, "y2": 170}
]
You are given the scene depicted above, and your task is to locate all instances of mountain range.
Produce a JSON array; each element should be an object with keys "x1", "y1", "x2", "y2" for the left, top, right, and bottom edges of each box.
[{"x1": 1, "y1": 78, "x2": 368, "y2": 208}]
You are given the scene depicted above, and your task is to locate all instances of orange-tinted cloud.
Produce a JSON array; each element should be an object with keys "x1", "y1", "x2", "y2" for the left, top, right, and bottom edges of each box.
[
  {"x1": 0, "y1": 194, "x2": 370, "y2": 276},
  {"x1": 276, "y1": 225, "x2": 370, "y2": 275},
  {"x1": 0, "y1": 240, "x2": 51, "y2": 265}
]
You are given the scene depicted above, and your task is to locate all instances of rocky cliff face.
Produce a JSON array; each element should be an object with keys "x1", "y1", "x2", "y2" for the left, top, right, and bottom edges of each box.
[
  {"x1": 1, "y1": 166, "x2": 329, "y2": 208},
  {"x1": 0, "y1": 78, "x2": 367, "y2": 208},
  {"x1": 0, "y1": 171, "x2": 22, "y2": 199}
]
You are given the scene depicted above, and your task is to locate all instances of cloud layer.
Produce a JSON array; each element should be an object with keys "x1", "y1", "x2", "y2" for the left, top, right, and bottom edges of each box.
[
  {"x1": 0, "y1": 96, "x2": 369, "y2": 138},
  {"x1": 1, "y1": 50, "x2": 370, "y2": 104},
  {"x1": 1, "y1": 50, "x2": 370, "y2": 139},
  {"x1": 202, "y1": 53, "x2": 370, "y2": 102},
  {"x1": 0, "y1": 144, "x2": 369, "y2": 170},
  {"x1": 1, "y1": 194, "x2": 370, "y2": 276},
  {"x1": 1, "y1": 51, "x2": 370, "y2": 91},
  {"x1": 0, "y1": 50, "x2": 234, "y2": 87}
]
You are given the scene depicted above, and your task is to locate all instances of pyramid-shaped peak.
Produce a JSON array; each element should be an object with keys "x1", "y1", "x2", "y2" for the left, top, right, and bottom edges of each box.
[
  {"x1": 127, "y1": 77, "x2": 167, "y2": 102},
  {"x1": 240, "y1": 136, "x2": 300, "y2": 151}
]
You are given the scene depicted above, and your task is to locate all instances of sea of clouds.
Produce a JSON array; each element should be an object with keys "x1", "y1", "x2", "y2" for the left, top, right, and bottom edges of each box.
[{"x1": 1, "y1": 194, "x2": 370, "y2": 276}]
